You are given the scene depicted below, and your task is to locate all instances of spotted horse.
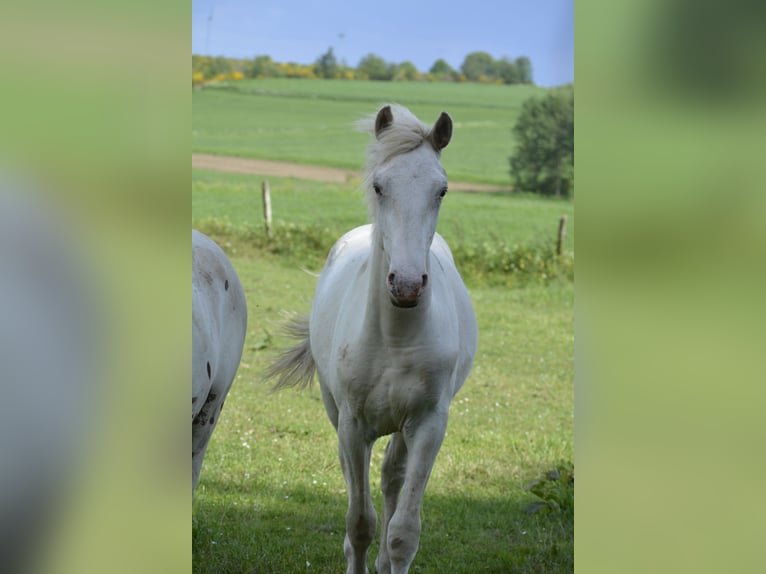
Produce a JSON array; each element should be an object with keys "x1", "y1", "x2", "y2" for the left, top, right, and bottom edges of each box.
[{"x1": 192, "y1": 229, "x2": 247, "y2": 491}]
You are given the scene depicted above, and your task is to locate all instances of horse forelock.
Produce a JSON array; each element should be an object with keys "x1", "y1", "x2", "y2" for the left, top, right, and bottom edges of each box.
[{"x1": 356, "y1": 104, "x2": 441, "y2": 219}]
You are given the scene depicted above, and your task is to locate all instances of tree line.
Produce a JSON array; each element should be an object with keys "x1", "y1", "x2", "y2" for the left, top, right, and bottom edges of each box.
[
  {"x1": 192, "y1": 50, "x2": 532, "y2": 85},
  {"x1": 193, "y1": 50, "x2": 572, "y2": 198}
]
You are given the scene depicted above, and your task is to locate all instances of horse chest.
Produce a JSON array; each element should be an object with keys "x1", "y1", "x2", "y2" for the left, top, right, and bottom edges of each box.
[{"x1": 334, "y1": 342, "x2": 453, "y2": 435}]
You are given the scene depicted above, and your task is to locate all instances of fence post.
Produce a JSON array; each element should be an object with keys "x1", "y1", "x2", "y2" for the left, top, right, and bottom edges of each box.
[
  {"x1": 556, "y1": 215, "x2": 567, "y2": 256},
  {"x1": 262, "y1": 181, "x2": 272, "y2": 238}
]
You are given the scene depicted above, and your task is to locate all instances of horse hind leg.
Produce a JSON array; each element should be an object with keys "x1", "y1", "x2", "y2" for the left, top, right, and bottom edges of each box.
[
  {"x1": 385, "y1": 413, "x2": 448, "y2": 574},
  {"x1": 375, "y1": 432, "x2": 408, "y2": 574},
  {"x1": 192, "y1": 390, "x2": 222, "y2": 491},
  {"x1": 337, "y1": 413, "x2": 376, "y2": 574}
]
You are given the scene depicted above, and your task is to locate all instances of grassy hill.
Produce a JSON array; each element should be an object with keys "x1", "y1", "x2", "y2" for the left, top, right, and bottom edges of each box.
[{"x1": 192, "y1": 79, "x2": 547, "y2": 185}]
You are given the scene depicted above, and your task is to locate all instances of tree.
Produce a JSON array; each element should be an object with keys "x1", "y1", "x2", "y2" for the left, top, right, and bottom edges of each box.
[
  {"x1": 211, "y1": 56, "x2": 233, "y2": 77},
  {"x1": 192, "y1": 54, "x2": 210, "y2": 79},
  {"x1": 357, "y1": 53, "x2": 392, "y2": 80},
  {"x1": 247, "y1": 55, "x2": 282, "y2": 78},
  {"x1": 515, "y1": 56, "x2": 533, "y2": 84},
  {"x1": 384, "y1": 62, "x2": 399, "y2": 81},
  {"x1": 192, "y1": 55, "x2": 234, "y2": 80},
  {"x1": 394, "y1": 61, "x2": 420, "y2": 81},
  {"x1": 509, "y1": 86, "x2": 574, "y2": 197},
  {"x1": 460, "y1": 51, "x2": 496, "y2": 82},
  {"x1": 429, "y1": 58, "x2": 457, "y2": 81},
  {"x1": 495, "y1": 57, "x2": 519, "y2": 84},
  {"x1": 314, "y1": 47, "x2": 339, "y2": 79}
]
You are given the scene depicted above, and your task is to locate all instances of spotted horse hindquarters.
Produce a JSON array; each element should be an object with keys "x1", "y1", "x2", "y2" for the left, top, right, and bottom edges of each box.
[{"x1": 191, "y1": 230, "x2": 247, "y2": 492}]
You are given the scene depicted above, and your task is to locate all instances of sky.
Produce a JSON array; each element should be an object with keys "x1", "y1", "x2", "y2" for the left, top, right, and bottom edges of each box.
[{"x1": 191, "y1": 0, "x2": 573, "y2": 87}]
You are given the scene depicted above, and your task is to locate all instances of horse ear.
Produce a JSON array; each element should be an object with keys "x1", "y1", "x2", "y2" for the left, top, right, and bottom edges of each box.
[
  {"x1": 431, "y1": 111, "x2": 452, "y2": 150},
  {"x1": 375, "y1": 105, "x2": 394, "y2": 139}
]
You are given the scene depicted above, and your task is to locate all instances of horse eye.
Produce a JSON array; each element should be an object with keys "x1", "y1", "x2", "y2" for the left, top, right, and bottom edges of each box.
[
  {"x1": 438, "y1": 187, "x2": 448, "y2": 199},
  {"x1": 373, "y1": 184, "x2": 382, "y2": 196}
]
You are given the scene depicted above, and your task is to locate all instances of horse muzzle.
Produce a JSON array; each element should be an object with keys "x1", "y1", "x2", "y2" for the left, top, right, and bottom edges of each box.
[{"x1": 387, "y1": 271, "x2": 428, "y2": 308}]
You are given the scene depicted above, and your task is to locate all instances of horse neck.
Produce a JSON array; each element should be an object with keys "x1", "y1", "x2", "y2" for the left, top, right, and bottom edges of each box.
[{"x1": 365, "y1": 225, "x2": 431, "y2": 338}]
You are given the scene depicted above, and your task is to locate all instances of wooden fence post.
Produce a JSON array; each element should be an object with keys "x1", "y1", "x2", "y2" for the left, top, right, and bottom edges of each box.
[
  {"x1": 262, "y1": 181, "x2": 272, "y2": 238},
  {"x1": 556, "y1": 215, "x2": 567, "y2": 256}
]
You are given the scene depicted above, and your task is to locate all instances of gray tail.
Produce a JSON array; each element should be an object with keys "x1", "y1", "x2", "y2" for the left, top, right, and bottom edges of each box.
[{"x1": 263, "y1": 315, "x2": 316, "y2": 391}]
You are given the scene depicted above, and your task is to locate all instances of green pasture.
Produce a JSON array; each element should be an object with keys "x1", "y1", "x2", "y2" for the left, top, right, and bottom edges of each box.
[
  {"x1": 192, "y1": 170, "x2": 574, "y2": 285},
  {"x1": 192, "y1": 79, "x2": 547, "y2": 185},
  {"x1": 192, "y1": 170, "x2": 574, "y2": 249},
  {"x1": 192, "y1": 171, "x2": 574, "y2": 572}
]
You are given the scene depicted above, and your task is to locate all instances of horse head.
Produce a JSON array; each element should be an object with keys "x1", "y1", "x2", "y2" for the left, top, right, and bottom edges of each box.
[{"x1": 368, "y1": 105, "x2": 452, "y2": 308}]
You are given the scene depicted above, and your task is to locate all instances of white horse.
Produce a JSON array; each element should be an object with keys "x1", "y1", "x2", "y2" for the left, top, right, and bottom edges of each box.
[
  {"x1": 192, "y1": 230, "x2": 247, "y2": 492},
  {"x1": 267, "y1": 105, "x2": 478, "y2": 574}
]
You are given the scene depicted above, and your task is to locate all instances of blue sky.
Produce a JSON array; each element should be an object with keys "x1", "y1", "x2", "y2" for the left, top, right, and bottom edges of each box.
[{"x1": 191, "y1": 0, "x2": 573, "y2": 87}]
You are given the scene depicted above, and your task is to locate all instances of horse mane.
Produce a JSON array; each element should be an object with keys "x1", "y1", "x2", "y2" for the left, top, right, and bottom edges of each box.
[{"x1": 355, "y1": 104, "x2": 436, "y2": 217}]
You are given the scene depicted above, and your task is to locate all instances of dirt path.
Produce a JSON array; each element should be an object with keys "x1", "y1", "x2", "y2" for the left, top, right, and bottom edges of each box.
[{"x1": 192, "y1": 153, "x2": 511, "y2": 193}]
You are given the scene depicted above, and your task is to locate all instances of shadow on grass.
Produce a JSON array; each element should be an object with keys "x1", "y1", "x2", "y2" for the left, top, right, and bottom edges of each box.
[{"x1": 193, "y1": 477, "x2": 573, "y2": 574}]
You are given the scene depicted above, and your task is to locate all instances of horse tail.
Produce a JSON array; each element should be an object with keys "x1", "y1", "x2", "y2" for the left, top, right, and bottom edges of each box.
[{"x1": 264, "y1": 314, "x2": 316, "y2": 391}]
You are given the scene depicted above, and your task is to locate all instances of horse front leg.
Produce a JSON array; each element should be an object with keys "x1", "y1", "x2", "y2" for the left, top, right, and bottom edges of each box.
[
  {"x1": 337, "y1": 411, "x2": 376, "y2": 574},
  {"x1": 385, "y1": 412, "x2": 448, "y2": 574},
  {"x1": 375, "y1": 432, "x2": 408, "y2": 574}
]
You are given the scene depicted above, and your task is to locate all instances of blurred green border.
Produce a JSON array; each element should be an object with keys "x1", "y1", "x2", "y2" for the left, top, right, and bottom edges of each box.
[
  {"x1": 577, "y1": 1, "x2": 765, "y2": 572},
  {"x1": 0, "y1": 1, "x2": 190, "y2": 573},
  {"x1": 4, "y1": 0, "x2": 763, "y2": 570}
]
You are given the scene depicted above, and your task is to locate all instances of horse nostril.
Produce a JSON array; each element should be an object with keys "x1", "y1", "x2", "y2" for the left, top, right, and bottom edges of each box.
[
  {"x1": 388, "y1": 272, "x2": 396, "y2": 285},
  {"x1": 422, "y1": 274, "x2": 428, "y2": 288}
]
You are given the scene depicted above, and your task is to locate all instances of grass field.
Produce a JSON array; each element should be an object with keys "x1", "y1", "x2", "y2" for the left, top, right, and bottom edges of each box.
[
  {"x1": 191, "y1": 256, "x2": 573, "y2": 573},
  {"x1": 192, "y1": 167, "x2": 574, "y2": 571},
  {"x1": 192, "y1": 170, "x2": 574, "y2": 252},
  {"x1": 193, "y1": 77, "x2": 573, "y2": 571},
  {"x1": 192, "y1": 170, "x2": 574, "y2": 287},
  {"x1": 192, "y1": 79, "x2": 547, "y2": 185}
]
